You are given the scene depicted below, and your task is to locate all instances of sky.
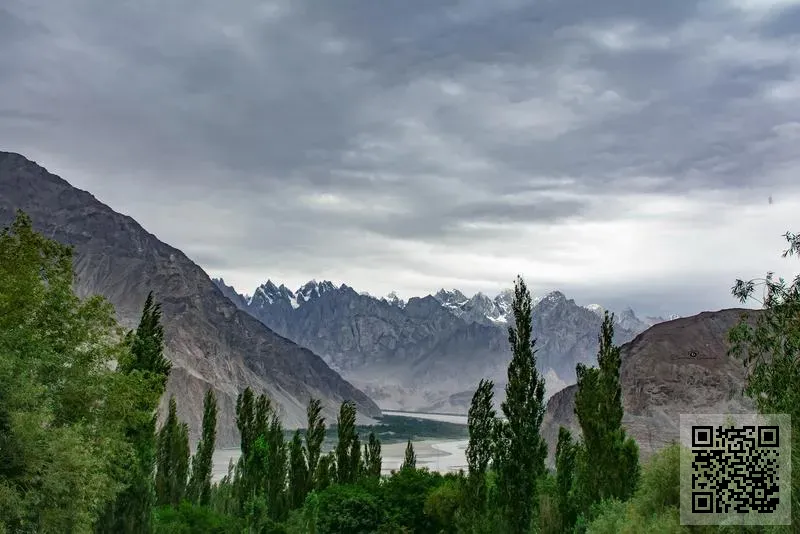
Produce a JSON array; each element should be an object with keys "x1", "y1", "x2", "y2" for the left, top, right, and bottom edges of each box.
[{"x1": 2, "y1": 0, "x2": 800, "y2": 318}]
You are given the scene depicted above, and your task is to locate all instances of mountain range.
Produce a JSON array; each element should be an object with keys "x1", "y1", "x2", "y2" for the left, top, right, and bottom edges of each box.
[
  {"x1": 213, "y1": 278, "x2": 678, "y2": 412},
  {"x1": 0, "y1": 152, "x2": 381, "y2": 447}
]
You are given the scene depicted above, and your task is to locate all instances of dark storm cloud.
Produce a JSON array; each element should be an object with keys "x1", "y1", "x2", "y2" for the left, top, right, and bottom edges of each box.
[{"x1": 2, "y1": 0, "x2": 800, "y2": 312}]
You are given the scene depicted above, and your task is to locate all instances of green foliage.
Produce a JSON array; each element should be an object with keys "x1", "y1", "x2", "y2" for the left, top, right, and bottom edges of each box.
[
  {"x1": 0, "y1": 211, "x2": 155, "y2": 533},
  {"x1": 235, "y1": 388, "x2": 256, "y2": 459},
  {"x1": 363, "y1": 431, "x2": 383, "y2": 479},
  {"x1": 153, "y1": 502, "x2": 242, "y2": 534},
  {"x1": 423, "y1": 476, "x2": 462, "y2": 533},
  {"x1": 288, "y1": 430, "x2": 308, "y2": 509},
  {"x1": 494, "y1": 275, "x2": 548, "y2": 533},
  {"x1": 304, "y1": 398, "x2": 326, "y2": 491},
  {"x1": 573, "y1": 311, "x2": 640, "y2": 516},
  {"x1": 401, "y1": 439, "x2": 417, "y2": 470},
  {"x1": 729, "y1": 230, "x2": 800, "y2": 528},
  {"x1": 555, "y1": 426, "x2": 579, "y2": 530},
  {"x1": 313, "y1": 484, "x2": 384, "y2": 534},
  {"x1": 155, "y1": 396, "x2": 190, "y2": 507},
  {"x1": 379, "y1": 468, "x2": 444, "y2": 533},
  {"x1": 188, "y1": 389, "x2": 217, "y2": 506},
  {"x1": 335, "y1": 400, "x2": 359, "y2": 484}
]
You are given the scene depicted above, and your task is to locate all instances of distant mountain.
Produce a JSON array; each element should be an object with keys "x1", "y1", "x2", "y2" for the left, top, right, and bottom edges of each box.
[
  {"x1": 0, "y1": 151, "x2": 381, "y2": 448},
  {"x1": 214, "y1": 279, "x2": 645, "y2": 413},
  {"x1": 541, "y1": 308, "x2": 758, "y2": 466}
]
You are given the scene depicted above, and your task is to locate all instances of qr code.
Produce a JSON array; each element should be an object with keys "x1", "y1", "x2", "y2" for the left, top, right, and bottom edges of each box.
[{"x1": 680, "y1": 413, "x2": 791, "y2": 526}]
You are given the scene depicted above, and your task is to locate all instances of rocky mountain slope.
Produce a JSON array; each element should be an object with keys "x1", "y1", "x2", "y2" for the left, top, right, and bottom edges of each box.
[
  {"x1": 0, "y1": 151, "x2": 381, "y2": 447},
  {"x1": 540, "y1": 308, "x2": 760, "y2": 466},
  {"x1": 214, "y1": 278, "x2": 645, "y2": 412}
]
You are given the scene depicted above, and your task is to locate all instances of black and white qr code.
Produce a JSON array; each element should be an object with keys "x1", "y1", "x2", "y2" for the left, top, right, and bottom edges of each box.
[
  {"x1": 690, "y1": 424, "x2": 780, "y2": 514},
  {"x1": 680, "y1": 413, "x2": 790, "y2": 526}
]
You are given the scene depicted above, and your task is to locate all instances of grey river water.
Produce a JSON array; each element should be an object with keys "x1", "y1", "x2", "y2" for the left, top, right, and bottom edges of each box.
[{"x1": 211, "y1": 410, "x2": 468, "y2": 481}]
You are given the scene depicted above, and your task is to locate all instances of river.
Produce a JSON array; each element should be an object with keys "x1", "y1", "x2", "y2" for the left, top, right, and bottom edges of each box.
[{"x1": 212, "y1": 410, "x2": 468, "y2": 481}]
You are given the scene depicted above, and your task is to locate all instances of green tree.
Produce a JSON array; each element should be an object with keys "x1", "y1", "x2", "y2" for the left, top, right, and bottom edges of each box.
[
  {"x1": 0, "y1": 211, "x2": 165, "y2": 533},
  {"x1": 313, "y1": 483, "x2": 384, "y2": 534},
  {"x1": 573, "y1": 311, "x2": 640, "y2": 513},
  {"x1": 188, "y1": 389, "x2": 217, "y2": 506},
  {"x1": 554, "y1": 426, "x2": 579, "y2": 531},
  {"x1": 97, "y1": 291, "x2": 172, "y2": 534},
  {"x1": 465, "y1": 378, "x2": 495, "y2": 513},
  {"x1": 304, "y1": 398, "x2": 326, "y2": 490},
  {"x1": 363, "y1": 431, "x2": 383, "y2": 479},
  {"x1": 235, "y1": 388, "x2": 256, "y2": 460},
  {"x1": 494, "y1": 275, "x2": 548, "y2": 533},
  {"x1": 729, "y1": 230, "x2": 800, "y2": 529},
  {"x1": 288, "y1": 430, "x2": 308, "y2": 510},
  {"x1": 335, "y1": 400, "x2": 359, "y2": 484},
  {"x1": 265, "y1": 413, "x2": 288, "y2": 521},
  {"x1": 155, "y1": 396, "x2": 190, "y2": 507},
  {"x1": 401, "y1": 439, "x2": 416, "y2": 470}
]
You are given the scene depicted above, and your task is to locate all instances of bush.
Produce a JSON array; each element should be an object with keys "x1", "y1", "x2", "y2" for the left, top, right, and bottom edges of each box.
[{"x1": 153, "y1": 502, "x2": 243, "y2": 533}]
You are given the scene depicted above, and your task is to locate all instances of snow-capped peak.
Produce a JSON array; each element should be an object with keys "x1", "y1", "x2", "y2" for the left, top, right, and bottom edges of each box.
[
  {"x1": 250, "y1": 279, "x2": 296, "y2": 308},
  {"x1": 584, "y1": 303, "x2": 606, "y2": 317},
  {"x1": 383, "y1": 291, "x2": 406, "y2": 308},
  {"x1": 295, "y1": 279, "x2": 336, "y2": 304}
]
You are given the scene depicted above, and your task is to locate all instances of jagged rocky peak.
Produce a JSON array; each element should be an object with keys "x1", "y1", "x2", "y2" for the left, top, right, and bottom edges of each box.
[
  {"x1": 584, "y1": 303, "x2": 606, "y2": 317},
  {"x1": 295, "y1": 279, "x2": 336, "y2": 303},
  {"x1": 383, "y1": 291, "x2": 406, "y2": 308},
  {"x1": 433, "y1": 288, "x2": 469, "y2": 307},
  {"x1": 250, "y1": 279, "x2": 296, "y2": 308},
  {"x1": 536, "y1": 290, "x2": 569, "y2": 308}
]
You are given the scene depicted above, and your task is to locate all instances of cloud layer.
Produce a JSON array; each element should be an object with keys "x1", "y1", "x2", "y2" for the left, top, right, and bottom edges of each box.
[{"x1": 3, "y1": 0, "x2": 800, "y2": 316}]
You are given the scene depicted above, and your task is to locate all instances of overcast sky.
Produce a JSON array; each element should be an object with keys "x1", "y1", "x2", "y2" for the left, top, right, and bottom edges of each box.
[{"x1": 3, "y1": 0, "x2": 800, "y2": 317}]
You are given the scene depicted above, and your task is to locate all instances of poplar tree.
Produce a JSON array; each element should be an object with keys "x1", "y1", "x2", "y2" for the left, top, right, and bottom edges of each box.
[
  {"x1": 555, "y1": 427, "x2": 578, "y2": 530},
  {"x1": 494, "y1": 275, "x2": 548, "y2": 534},
  {"x1": 97, "y1": 290, "x2": 171, "y2": 534},
  {"x1": 155, "y1": 396, "x2": 190, "y2": 506},
  {"x1": 265, "y1": 413, "x2": 288, "y2": 521},
  {"x1": 235, "y1": 388, "x2": 256, "y2": 459},
  {"x1": 188, "y1": 389, "x2": 217, "y2": 506},
  {"x1": 466, "y1": 379, "x2": 495, "y2": 510},
  {"x1": 401, "y1": 439, "x2": 416, "y2": 470},
  {"x1": 288, "y1": 430, "x2": 308, "y2": 509},
  {"x1": 573, "y1": 311, "x2": 639, "y2": 510},
  {"x1": 304, "y1": 398, "x2": 326, "y2": 490},
  {"x1": 363, "y1": 431, "x2": 382, "y2": 479},
  {"x1": 335, "y1": 401, "x2": 358, "y2": 484}
]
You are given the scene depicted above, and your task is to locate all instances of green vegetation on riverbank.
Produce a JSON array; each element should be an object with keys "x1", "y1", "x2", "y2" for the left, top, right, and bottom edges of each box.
[
  {"x1": 1, "y1": 210, "x2": 798, "y2": 533},
  {"x1": 279, "y1": 414, "x2": 469, "y2": 450}
]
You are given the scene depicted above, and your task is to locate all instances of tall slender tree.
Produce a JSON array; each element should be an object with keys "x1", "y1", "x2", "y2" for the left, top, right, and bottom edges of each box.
[
  {"x1": 335, "y1": 401, "x2": 358, "y2": 484},
  {"x1": 304, "y1": 398, "x2": 326, "y2": 490},
  {"x1": 155, "y1": 396, "x2": 190, "y2": 507},
  {"x1": 401, "y1": 439, "x2": 416, "y2": 470},
  {"x1": 465, "y1": 379, "x2": 495, "y2": 510},
  {"x1": 494, "y1": 275, "x2": 548, "y2": 534},
  {"x1": 573, "y1": 311, "x2": 639, "y2": 510},
  {"x1": 555, "y1": 427, "x2": 579, "y2": 530},
  {"x1": 96, "y1": 290, "x2": 171, "y2": 534},
  {"x1": 363, "y1": 431, "x2": 382, "y2": 479},
  {"x1": 288, "y1": 430, "x2": 308, "y2": 509},
  {"x1": 188, "y1": 389, "x2": 217, "y2": 506},
  {"x1": 235, "y1": 388, "x2": 256, "y2": 460}
]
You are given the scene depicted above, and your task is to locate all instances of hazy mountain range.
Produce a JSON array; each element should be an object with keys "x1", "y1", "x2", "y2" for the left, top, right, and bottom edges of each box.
[{"x1": 213, "y1": 277, "x2": 679, "y2": 412}]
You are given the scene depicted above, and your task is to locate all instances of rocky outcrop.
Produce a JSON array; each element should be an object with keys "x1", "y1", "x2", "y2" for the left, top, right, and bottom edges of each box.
[
  {"x1": 541, "y1": 308, "x2": 760, "y2": 466},
  {"x1": 0, "y1": 151, "x2": 381, "y2": 447}
]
